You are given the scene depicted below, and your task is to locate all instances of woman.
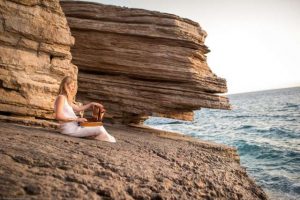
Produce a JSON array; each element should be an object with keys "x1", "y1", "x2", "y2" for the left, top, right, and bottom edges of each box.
[{"x1": 53, "y1": 76, "x2": 116, "y2": 143}]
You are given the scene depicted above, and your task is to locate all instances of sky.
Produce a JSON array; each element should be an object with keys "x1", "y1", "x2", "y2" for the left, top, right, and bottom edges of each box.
[{"x1": 77, "y1": 0, "x2": 300, "y2": 94}]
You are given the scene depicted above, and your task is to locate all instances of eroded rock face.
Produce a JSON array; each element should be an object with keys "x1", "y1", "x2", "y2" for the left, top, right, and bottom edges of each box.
[
  {"x1": 61, "y1": 1, "x2": 230, "y2": 124},
  {"x1": 0, "y1": 0, "x2": 77, "y2": 120}
]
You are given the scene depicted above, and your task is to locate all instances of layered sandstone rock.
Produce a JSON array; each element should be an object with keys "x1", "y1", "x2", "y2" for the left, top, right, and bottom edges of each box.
[
  {"x1": 0, "y1": 0, "x2": 77, "y2": 120},
  {"x1": 0, "y1": 3, "x2": 269, "y2": 199},
  {"x1": 61, "y1": 1, "x2": 230, "y2": 124}
]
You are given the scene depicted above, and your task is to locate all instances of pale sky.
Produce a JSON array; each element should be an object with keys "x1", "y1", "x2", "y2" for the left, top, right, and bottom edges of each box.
[{"x1": 76, "y1": 0, "x2": 300, "y2": 94}]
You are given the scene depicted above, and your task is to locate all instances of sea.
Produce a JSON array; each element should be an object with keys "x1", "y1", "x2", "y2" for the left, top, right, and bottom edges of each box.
[{"x1": 144, "y1": 87, "x2": 300, "y2": 200}]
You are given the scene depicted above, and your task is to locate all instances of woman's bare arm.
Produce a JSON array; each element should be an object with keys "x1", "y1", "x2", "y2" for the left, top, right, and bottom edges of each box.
[
  {"x1": 71, "y1": 102, "x2": 104, "y2": 113},
  {"x1": 55, "y1": 96, "x2": 79, "y2": 122},
  {"x1": 71, "y1": 102, "x2": 92, "y2": 113}
]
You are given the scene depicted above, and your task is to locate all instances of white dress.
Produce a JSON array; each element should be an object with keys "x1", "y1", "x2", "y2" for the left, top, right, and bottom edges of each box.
[{"x1": 54, "y1": 95, "x2": 116, "y2": 142}]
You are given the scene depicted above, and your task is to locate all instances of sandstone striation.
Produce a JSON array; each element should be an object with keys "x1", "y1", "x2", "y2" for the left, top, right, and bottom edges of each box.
[
  {"x1": 61, "y1": 1, "x2": 230, "y2": 124},
  {"x1": 0, "y1": 121, "x2": 268, "y2": 199},
  {"x1": 0, "y1": 2, "x2": 269, "y2": 199},
  {"x1": 0, "y1": 0, "x2": 77, "y2": 121}
]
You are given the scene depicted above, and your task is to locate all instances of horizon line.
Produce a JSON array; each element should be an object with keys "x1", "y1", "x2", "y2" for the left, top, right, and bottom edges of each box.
[{"x1": 225, "y1": 85, "x2": 300, "y2": 96}]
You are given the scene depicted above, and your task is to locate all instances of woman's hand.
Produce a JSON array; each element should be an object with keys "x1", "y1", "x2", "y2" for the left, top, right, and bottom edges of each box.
[
  {"x1": 76, "y1": 118, "x2": 87, "y2": 123},
  {"x1": 91, "y1": 102, "x2": 104, "y2": 109}
]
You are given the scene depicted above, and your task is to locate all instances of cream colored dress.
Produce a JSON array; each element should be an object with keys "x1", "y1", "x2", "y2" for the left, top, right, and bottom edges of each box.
[{"x1": 54, "y1": 95, "x2": 116, "y2": 142}]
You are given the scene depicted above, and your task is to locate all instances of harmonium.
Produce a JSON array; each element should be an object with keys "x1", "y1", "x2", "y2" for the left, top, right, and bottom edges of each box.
[{"x1": 79, "y1": 105, "x2": 105, "y2": 127}]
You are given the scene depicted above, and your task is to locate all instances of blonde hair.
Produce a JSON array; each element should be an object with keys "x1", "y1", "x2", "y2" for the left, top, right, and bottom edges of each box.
[{"x1": 57, "y1": 76, "x2": 77, "y2": 104}]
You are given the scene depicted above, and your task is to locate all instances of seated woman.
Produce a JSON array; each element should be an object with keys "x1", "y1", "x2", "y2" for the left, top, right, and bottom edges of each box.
[{"x1": 53, "y1": 76, "x2": 116, "y2": 143}]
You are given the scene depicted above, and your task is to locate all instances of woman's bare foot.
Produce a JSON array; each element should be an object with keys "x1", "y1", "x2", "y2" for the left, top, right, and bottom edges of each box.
[
  {"x1": 94, "y1": 133, "x2": 116, "y2": 143},
  {"x1": 94, "y1": 133, "x2": 108, "y2": 141}
]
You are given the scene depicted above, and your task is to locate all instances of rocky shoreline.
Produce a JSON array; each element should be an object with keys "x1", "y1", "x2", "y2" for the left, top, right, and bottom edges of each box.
[
  {"x1": 0, "y1": 121, "x2": 268, "y2": 199},
  {"x1": 0, "y1": 1, "x2": 268, "y2": 199}
]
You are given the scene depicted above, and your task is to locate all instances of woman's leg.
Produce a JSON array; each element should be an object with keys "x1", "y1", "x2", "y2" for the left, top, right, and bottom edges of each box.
[
  {"x1": 94, "y1": 126, "x2": 116, "y2": 143},
  {"x1": 71, "y1": 126, "x2": 103, "y2": 137},
  {"x1": 85, "y1": 135, "x2": 98, "y2": 139},
  {"x1": 72, "y1": 126, "x2": 116, "y2": 143}
]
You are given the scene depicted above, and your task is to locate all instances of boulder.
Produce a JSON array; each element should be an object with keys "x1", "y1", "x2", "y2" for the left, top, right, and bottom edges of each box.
[
  {"x1": 61, "y1": 1, "x2": 230, "y2": 124},
  {"x1": 0, "y1": 0, "x2": 77, "y2": 120}
]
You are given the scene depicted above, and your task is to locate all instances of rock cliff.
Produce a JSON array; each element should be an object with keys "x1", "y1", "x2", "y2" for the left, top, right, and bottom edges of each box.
[
  {"x1": 0, "y1": 0, "x2": 77, "y2": 121},
  {"x1": 0, "y1": 2, "x2": 269, "y2": 199},
  {"x1": 61, "y1": 1, "x2": 230, "y2": 124},
  {"x1": 0, "y1": 121, "x2": 268, "y2": 199}
]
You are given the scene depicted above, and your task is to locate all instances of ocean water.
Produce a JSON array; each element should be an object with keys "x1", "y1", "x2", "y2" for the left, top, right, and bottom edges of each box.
[{"x1": 144, "y1": 87, "x2": 300, "y2": 200}]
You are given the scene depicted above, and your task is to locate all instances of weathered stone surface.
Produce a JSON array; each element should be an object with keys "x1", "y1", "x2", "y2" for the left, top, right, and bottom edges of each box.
[
  {"x1": 61, "y1": 1, "x2": 230, "y2": 124},
  {"x1": 0, "y1": 3, "x2": 269, "y2": 199},
  {"x1": 0, "y1": 0, "x2": 77, "y2": 120},
  {"x1": 0, "y1": 121, "x2": 268, "y2": 199}
]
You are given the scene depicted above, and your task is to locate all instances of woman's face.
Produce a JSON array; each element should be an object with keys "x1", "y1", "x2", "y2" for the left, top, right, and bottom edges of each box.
[{"x1": 67, "y1": 82, "x2": 76, "y2": 93}]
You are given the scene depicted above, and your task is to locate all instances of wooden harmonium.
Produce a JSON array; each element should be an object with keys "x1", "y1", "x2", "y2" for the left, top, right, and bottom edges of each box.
[{"x1": 79, "y1": 105, "x2": 105, "y2": 127}]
